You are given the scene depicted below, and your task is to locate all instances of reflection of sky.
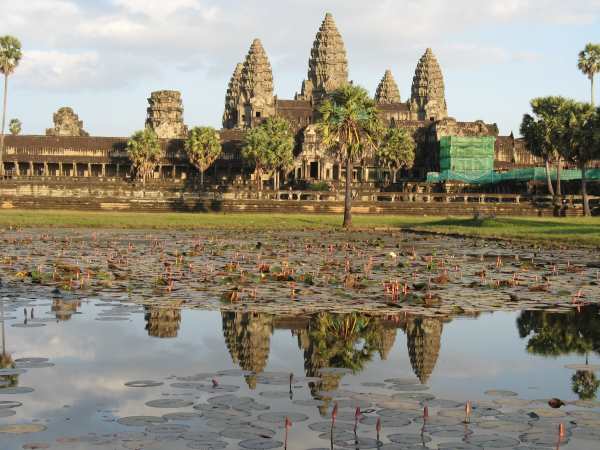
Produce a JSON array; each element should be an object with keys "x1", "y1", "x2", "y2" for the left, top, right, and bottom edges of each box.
[{"x1": 1, "y1": 302, "x2": 599, "y2": 450}]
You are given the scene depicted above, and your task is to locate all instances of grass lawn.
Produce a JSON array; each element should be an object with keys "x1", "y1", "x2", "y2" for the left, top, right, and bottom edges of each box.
[{"x1": 0, "y1": 209, "x2": 599, "y2": 246}]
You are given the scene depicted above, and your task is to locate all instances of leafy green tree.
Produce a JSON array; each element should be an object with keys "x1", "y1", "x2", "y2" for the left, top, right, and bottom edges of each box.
[
  {"x1": 242, "y1": 117, "x2": 294, "y2": 190},
  {"x1": 520, "y1": 97, "x2": 576, "y2": 200},
  {"x1": 8, "y1": 118, "x2": 20, "y2": 136},
  {"x1": 127, "y1": 128, "x2": 161, "y2": 184},
  {"x1": 0, "y1": 36, "x2": 23, "y2": 176},
  {"x1": 572, "y1": 370, "x2": 600, "y2": 400},
  {"x1": 561, "y1": 102, "x2": 597, "y2": 216},
  {"x1": 185, "y1": 126, "x2": 221, "y2": 187},
  {"x1": 578, "y1": 43, "x2": 600, "y2": 107},
  {"x1": 376, "y1": 127, "x2": 415, "y2": 183},
  {"x1": 318, "y1": 84, "x2": 383, "y2": 228}
]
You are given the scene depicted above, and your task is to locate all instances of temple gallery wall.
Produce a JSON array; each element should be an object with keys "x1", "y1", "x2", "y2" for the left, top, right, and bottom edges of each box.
[{"x1": 2, "y1": 12, "x2": 543, "y2": 187}]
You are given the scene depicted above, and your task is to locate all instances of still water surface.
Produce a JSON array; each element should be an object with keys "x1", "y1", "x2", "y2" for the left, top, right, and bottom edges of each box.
[{"x1": 1, "y1": 298, "x2": 599, "y2": 449}]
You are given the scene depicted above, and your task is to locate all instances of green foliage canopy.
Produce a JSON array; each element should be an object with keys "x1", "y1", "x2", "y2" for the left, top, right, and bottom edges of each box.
[
  {"x1": 185, "y1": 126, "x2": 221, "y2": 184},
  {"x1": 242, "y1": 117, "x2": 295, "y2": 178},
  {"x1": 127, "y1": 128, "x2": 161, "y2": 183}
]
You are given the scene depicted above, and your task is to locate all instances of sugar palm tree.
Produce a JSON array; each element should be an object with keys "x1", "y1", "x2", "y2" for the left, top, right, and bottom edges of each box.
[
  {"x1": 9, "y1": 118, "x2": 21, "y2": 135},
  {"x1": 185, "y1": 126, "x2": 222, "y2": 187},
  {"x1": 318, "y1": 84, "x2": 383, "y2": 228},
  {"x1": 0, "y1": 36, "x2": 23, "y2": 176},
  {"x1": 578, "y1": 43, "x2": 600, "y2": 107},
  {"x1": 126, "y1": 128, "x2": 161, "y2": 184}
]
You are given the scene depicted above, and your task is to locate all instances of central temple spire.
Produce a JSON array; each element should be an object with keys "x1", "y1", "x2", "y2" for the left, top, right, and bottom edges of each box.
[{"x1": 296, "y1": 12, "x2": 349, "y2": 102}]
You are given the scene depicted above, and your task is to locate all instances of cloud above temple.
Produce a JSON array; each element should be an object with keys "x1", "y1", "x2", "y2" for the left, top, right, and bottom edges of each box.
[{"x1": 2, "y1": 0, "x2": 599, "y2": 135}]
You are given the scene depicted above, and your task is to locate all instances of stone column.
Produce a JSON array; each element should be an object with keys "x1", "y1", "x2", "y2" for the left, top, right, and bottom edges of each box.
[
  {"x1": 87, "y1": 163, "x2": 92, "y2": 177},
  {"x1": 29, "y1": 161, "x2": 33, "y2": 176},
  {"x1": 43, "y1": 162, "x2": 49, "y2": 176},
  {"x1": 72, "y1": 162, "x2": 76, "y2": 177},
  {"x1": 102, "y1": 164, "x2": 106, "y2": 177},
  {"x1": 116, "y1": 164, "x2": 120, "y2": 177},
  {"x1": 172, "y1": 165, "x2": 176, "y2": 179},
  {"x1": 59, "y1": 162, "x2": 63, "y2": 176}
]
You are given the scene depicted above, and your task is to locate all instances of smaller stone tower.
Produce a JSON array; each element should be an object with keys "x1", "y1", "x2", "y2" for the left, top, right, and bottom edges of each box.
[
  {"x1": 409, "y1": 48, "x2": 448, "y2": 121},
  {"x1": 46, "y1": 107, "x2": 89, "y2": 137},
  {"x1": 223, "y1": 63, "x2": 244, "y2": 129},
  {"x1": 375, "y1": 70, "x2": 401, "y2": 104},
  {"x1": 145, "y1": 90, "x2": 187, "y2": 139}
]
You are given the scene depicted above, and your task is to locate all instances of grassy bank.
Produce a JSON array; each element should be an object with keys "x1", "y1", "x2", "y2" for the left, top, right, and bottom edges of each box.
[{"x1": 0, "y1": 210, "x2": 599, "y2": 246}]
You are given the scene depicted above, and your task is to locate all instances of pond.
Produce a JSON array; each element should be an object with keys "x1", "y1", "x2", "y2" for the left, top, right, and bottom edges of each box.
[{"x1": 0, "y1": 229, "x2": 599, "y2": 449}]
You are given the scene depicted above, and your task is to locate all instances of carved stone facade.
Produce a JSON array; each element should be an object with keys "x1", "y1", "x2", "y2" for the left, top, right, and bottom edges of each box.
[
  {"x1": 410, "y1": 48, "x2": 448, "y2": 121},
  {"x1": 296, "y1": 12, "x2": 349, "y2": 103},
  {"x1": 375, "y1": 70, "x2": 401, "y2": 104},
  {"x1": 146, "y1": 90, "x2": 187, "y2": 139},
  {"x1": 46, "y1": 107, "x2": 89, "y2": 137},
  {"x1": 224, "y1": 39, "x2": 276, "y2": 130}
]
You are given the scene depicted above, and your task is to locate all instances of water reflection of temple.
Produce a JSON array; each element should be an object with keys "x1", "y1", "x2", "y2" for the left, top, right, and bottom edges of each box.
[
  {"x1": 144, "y1": 306, "x2": 182, "y2": 338},
  {"x1": 220, "y1": 311, "x2": 449, "y2": 397},
  {"x1": 52, "y1": 299, "x2": 81, "y2": 321},
  {"x1": 401, "y1": 315, "x2": 444, "y2": 384},
  {"x1": 221, "y1": 312, "x2": 274, "y2": 388}
]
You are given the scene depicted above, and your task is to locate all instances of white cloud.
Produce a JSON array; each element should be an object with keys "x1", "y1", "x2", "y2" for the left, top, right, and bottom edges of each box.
[{"x1": 114, "y1": 0, "x2": 203, "y2": 18}]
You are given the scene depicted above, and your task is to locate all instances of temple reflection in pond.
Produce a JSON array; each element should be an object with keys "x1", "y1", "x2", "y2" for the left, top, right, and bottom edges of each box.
[
  {"x1": 219, "y1": 311, "x2": 447, "y2": 403},
  {"x1": 52, "y1": 299, "x2": 82, "y2": 321},
  {"x1": 144, "y1": 306, "x2": 182, "y2": 338}
]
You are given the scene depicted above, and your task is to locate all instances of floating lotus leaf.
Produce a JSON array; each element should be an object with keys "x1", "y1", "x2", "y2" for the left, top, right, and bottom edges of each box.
[
  {"x1": 21, "y1": 443, "x2": 50, "y2": 449},
  {"x1": 186, "y1": 440, "x2": 229, "y2": 449},
  {"x1": 145, "y1": 399, "x2": 194, "y2": 408},
  {"x1": 389, "y1": 384, "x2": 430, "y2": 392},
  {"x1": 387, "y1": 433, "x2": 432, "y2": 444},
  {"x1": 437, "y1": 443, "x2": 480, "y2": 450},
  {"x1": 334, "y1": 437, "x2": 382, "y2": 449},
  {"x1": 318, "y1": 430, "x2": 355, "y2": 440},
  {"x1": 422, "y1": 399, "x2": 462, "y2": 408},
  {"x1": 11, "y1": 322, "x2": 46, "y2": 328},
  {"x1": 238, "y1": 438, "x2": 283, "y2": 449},
  {"x1": 146, "y1": 423, "x2": 190, "y2": 434},
  {"x1": 182, "y1": 431, "x2": 221, "y2": 441},
  {"x1": 0, "y1": 409, "x2": 16, "y2": 418},
  {"x1": 259, "y1": 391, "x2": 291, "y2": 399},
  {"x1": 117, "y1": 416, "x2": 167, "y2": 427},
  {"x1": 0, "y1": 368, "x2": 26, "y2": 376},
  {"x1": 14, "y1": 358, "x2": 48, "y2": 364},
  {"x1": 0, "y1": 387, "x2": 34, "y2": 394},
  {"x1": 220, "y1": 425, "x2": 276, "y2": 440},
  {"x1": 162, "y1": 412, "x2": 204, "y2": 421},
  {"x1": 257, "y1": 411, "x2": 309, "y2": 423},
  {"x1": 475, "y1": 419, "x2": 531, "y2": 433},
  {"x1": 308, "y1": 421, "x2": 354, "y2": 433},
  {"x1": 484, "y1": 390, "x2": 518, "y2": 397},
  {"x1": 465, "y1": 434, "x2": 520, "y2": 447},
  {"x1": 0, "y1": 423, "x2": 47, "y2": 434},
  {"x1": 425, "y1": 424, "x2": 474, "y2": 438},
  {"x1": 217, "y1": 369, "x2": 254, "y2": 377},
  {"x1": 392, "y1": 393, "x2": 435, "y2": 402},
  {"x1": 125, "y1": 380, "x2": 164, "y2": 388}
]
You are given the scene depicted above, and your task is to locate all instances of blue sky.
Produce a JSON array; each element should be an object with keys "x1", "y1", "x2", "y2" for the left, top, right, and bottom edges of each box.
[{"x1": 2, "y1": 0, "x2": 600, "y2": 137}]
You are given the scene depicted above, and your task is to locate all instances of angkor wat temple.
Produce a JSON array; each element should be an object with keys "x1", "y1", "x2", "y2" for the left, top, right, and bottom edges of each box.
[{"x1": 0, "y1": 13, "x2": 539, "y2": 188}]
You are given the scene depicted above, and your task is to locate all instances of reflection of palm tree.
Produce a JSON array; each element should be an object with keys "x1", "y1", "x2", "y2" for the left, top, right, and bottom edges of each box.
[
  {"x1": 52, "y1": 299, "x2": 81, "y2": 321},
  {"x1": 221, "y1": 312, "x2": 273, "y2": 389},
  {"x1": 401, "y1": 316, "x2": 444, "y2": 384},
  {"x1": 144, "y1": 306, "x2": 182, "y2": 338},
  {"x1": 0, "y1": 351, "x2": 18, "y2": 388},
  {"x1": 297, "y1": 313, "x2": 385, "y2": 415},
  {"x1": 572, "y1": 370, "x2": 600, "y2": 400}
]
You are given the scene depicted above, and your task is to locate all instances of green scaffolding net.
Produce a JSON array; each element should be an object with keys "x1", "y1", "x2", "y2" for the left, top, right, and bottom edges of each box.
[
  {"x1": 439, "y1": 136, "x2": 495, "y2": 173},
  {"x1": 427, "y1": 168, "x2": 600, "y2": 185}
]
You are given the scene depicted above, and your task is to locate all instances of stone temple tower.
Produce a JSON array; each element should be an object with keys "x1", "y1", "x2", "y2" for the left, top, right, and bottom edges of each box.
[
  {"x1": 222, "y1": 63, "x2": 243, "y2": 129},
  {"x1": 145, "y1": 90, "x2": 187, "y2": 139},
  {"x1": 296, "y1": 12, "x2": 349, "y2": 103},
  {"x1": 46, "y1": 107, "x2": 89, "y2": 137},
  {"x1": 409, "y1": 48, "x2": 448, "y2": 121},
  {"x1": 238, "y1": 39, "x2": 275, "y2": 129},
  {"x1": 375, "y1": 70, "x2": 401, "y2": 104}
]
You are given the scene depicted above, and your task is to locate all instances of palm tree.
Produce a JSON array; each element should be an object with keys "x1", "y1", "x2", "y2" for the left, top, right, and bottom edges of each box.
[
  {"x1": 376, "y1": 127, "x2": 415, "y2": 184},
  {"x1": 578, "y1": 43, "x2": 600, "y2": 107},
  {"x1": 572, "y1": 370, "x2": 600, "y2": 400},
  {"x1": 185, "y1": 126, "x2": 222, "y2": 187},
  {"x1": 8, "y1": 118, "x2": 21, "y2": 135},
  {"x1": 126, "y1": 128, "x2": 161, "y2": 185},
  {"x1": 318, "y1": 84, "x2": 383, "y2": 228},
  {"x1": 0, "y1": 36, "x2": 23, "y2": 176}
]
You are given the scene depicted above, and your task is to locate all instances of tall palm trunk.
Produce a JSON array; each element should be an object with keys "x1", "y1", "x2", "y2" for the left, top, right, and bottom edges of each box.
[
  {"x1": 200, "y1": 169, "x2": 204, "y2": 187},
  {"x1": 591, "y1": 75, "x2": 596, "y2": 108},
  {"x1": 544, "y1": 158, "x2": 555, "y2": 196},
  {"x1": 343, "y1": 154, "x2": 353, "y2": 229},
  {"x1": 0, "y1": 74, "x2": 8, "y2": 176},
  {"x1": 556, "y1": 158, "x2": 562, "y2": 197},
  {"x1": 581, "y1": 163, "x2": 590, "y2": 216}
]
